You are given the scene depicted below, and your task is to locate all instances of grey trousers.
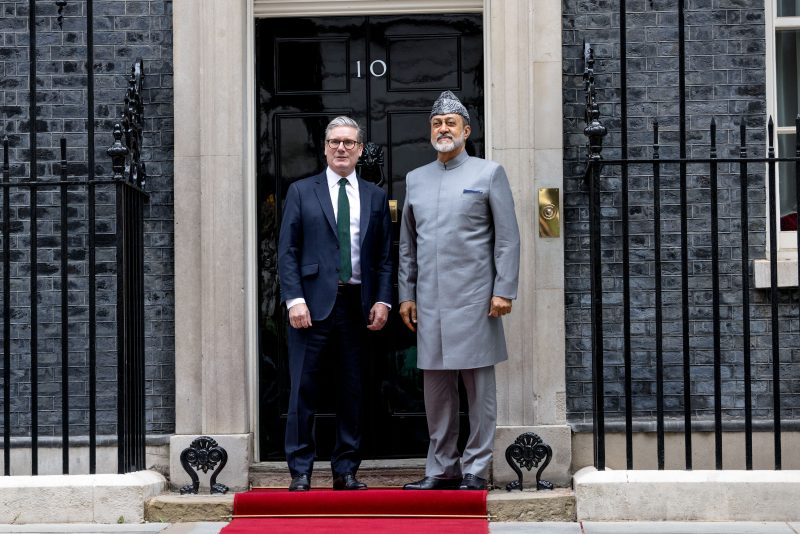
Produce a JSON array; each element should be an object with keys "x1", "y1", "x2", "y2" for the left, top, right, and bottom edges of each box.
[{"x1": 422, "y1": 366, "x2": 497, "y2": 479}]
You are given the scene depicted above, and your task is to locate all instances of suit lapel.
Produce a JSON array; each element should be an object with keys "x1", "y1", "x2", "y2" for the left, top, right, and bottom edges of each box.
[
  {"x1": 358, "y1": 178, "x2": 371, "y2": 246},
  {"x1": 313, "y1": 172, "x2": 337, "y2": 236}
]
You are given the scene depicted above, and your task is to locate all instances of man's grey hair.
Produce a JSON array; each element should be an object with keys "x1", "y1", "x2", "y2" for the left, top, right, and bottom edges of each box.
[{"x1": 325, "y1": 116, "x2": 364, "y2": 144}]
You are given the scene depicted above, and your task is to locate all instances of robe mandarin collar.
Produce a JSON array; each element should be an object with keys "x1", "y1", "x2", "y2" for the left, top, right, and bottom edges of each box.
[{"x1": 436, "y1": 149, "x2": 470, "y2": 171}]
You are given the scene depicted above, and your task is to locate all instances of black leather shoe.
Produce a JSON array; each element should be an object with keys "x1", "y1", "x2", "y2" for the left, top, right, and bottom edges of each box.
[
  {"x1": 459, "y1": 473, "x2": 487, "y2": 490},
  {"x1": 403, "y1": 476, "x2": 461, "y2": 490},
  {"x1": 289, "y1": 474, "x2": 310, "y2": 491},
  {"x1": 332, "y1": 473, "x2": 367, "y2": 490}
]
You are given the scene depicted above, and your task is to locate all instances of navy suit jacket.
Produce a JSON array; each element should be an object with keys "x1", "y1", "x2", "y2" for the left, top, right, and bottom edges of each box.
[{"x1": 278, "y1": 171, "x2": 393, "y2": 322}]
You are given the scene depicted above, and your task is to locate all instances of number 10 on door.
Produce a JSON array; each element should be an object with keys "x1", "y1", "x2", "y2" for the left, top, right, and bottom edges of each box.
[{"x1": 355, "y1": 60, "x2": 387, "y2": 78}]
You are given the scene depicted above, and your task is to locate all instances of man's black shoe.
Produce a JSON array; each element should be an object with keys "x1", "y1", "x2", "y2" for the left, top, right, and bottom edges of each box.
[
  {"x1": 459, "y1": 473, "x2": 487, "y2": 490},
  {"x1": 332, "y1": 473, "x2": 367, "y2": 490},
  {"x1": 403, "y1": 476, "x2": 461, "y2": 490},
  {"x1": 289, "y1": 473, "x2": 310, "y2": 491}
]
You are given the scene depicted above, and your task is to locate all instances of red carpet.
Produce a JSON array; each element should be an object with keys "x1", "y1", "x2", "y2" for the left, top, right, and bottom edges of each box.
[{"x1": 221, "y1": 488, "x2": 488, "y2": 533}]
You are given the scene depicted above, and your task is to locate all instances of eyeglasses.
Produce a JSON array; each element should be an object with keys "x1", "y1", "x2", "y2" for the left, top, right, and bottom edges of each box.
[{"x1": 326, "y1": 139, "x2": 360, "y2": 150}]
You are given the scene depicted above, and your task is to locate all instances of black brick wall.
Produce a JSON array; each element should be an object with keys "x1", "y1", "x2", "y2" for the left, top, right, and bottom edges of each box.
[
  {"x1": 0, "y1": 0, "x2": 174, "y2": 437},
  {"x1": 563, "y1": 0, "x2": 800, "y2": 428}
]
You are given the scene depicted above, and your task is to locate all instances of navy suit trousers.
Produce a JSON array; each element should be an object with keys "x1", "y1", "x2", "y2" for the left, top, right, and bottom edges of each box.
[{"x1": 285, "y1": 283, "x2": 364, "y2": 478}]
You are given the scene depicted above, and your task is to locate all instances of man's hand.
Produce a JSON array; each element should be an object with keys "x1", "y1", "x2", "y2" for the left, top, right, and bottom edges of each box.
[
  {"x1": 288, "y1": 303, "x2": 312, "y2": 329},
  {"x1": 399, "y1": 301, "x2": 417, "y2": 332},
  {"x1": 367, "y1": 303, "x2": 390, "y2": 331},
  {"x1": 488, "y1": 296, "x2": 512, "y2": 318}
]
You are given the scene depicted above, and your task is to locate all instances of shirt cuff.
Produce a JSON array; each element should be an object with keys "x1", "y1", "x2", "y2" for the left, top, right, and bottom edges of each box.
[
  {"x1": 289, "y1": 298, "x2": 390, "y2": 310},
  {"x1": 286, "y1": 298, "x2": 306, "y2": 309}
]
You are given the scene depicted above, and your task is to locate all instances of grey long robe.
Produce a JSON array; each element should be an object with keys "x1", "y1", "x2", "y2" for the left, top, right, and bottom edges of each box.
[{"x1": 398, "y1": 149, "x2": 521, "y2": 370}]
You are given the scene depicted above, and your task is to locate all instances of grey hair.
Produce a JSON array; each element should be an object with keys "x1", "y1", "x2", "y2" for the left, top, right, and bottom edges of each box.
[{"x1": 325, "y1": 116, "x2": 364, "y2": 144}]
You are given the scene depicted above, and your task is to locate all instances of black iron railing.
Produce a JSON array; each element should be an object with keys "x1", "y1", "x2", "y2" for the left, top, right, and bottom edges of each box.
[
  {"x1": 0, "y1": 54, "x2": 147, "y2": 475},
  {"x1": 583, "y1": 41, "x2": 800, "y2": 471}
]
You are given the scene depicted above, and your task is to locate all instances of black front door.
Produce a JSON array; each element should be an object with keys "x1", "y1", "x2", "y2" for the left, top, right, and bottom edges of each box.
[{"x1": 256, "y1": 14, "x2": 484, "y2": 460}]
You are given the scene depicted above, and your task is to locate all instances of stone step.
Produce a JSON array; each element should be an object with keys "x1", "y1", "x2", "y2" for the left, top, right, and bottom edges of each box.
[
  {"x1": 146, "y1": 489, "x2": 575, "y2": 523},
  {"x1": 249, "y1": 459, "x2": 427, "y2": 489},
  {"x1": 147, "y1": 458, "x2": 575, "y2": 524},
  {"x1": 147, "y1": 459, "x2": 575, "y2": 522},
  {"x1": 490, "y1": 488, "x2": 576, "y2": 522},
  {"x1": 146, "y1": 494, "x2": 234, "y2": 524}
]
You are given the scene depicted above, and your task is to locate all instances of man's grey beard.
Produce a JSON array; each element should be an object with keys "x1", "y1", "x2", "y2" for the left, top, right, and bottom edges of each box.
[{"x1": 432, "y1": 133, "x2": 465, "y2": 153}]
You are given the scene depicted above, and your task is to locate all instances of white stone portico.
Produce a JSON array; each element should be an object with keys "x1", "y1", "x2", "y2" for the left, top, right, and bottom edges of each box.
[{"x1": 171, "y1": 0, "x2": 569, "y2": 490}]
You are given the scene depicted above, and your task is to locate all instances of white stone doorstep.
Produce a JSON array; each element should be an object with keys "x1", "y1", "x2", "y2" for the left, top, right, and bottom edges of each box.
[
  {"x1": 0, "y1": 471, "x2": 166, "y2": 524},
  {"x1": 574, "y1": 467, "x2": 800, "y2": 521}
]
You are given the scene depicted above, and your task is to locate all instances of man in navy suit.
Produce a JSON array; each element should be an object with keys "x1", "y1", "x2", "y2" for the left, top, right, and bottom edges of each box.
[{"x1": 278, "y1": 116, "x2": 393, "y2": 491}]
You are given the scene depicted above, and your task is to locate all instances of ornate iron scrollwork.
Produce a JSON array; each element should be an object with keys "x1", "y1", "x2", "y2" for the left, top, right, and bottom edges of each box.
[
  {"x1": 107, "y1": 59, "x2": 147, "y2": 189},
  {"x1": 356, "y1": 142, "x2": 385, "y2": 186},
  {"x1": 179, "y1": 436, "x2": 229, "y2": 495},
  {"x1": 505, "y1": 432, "x2": 554, "y2": 491}
]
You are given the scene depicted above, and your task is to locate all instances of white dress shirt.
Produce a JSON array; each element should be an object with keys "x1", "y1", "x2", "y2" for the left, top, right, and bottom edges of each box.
[{"x1": 327, "y1": 167, "x2": 362, "y2": 284}]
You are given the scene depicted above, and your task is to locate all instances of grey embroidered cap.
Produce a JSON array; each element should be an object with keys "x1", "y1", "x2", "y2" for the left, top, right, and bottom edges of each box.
[{"x1": 429, "y1": 90, "x2": 470, "y2": 123}]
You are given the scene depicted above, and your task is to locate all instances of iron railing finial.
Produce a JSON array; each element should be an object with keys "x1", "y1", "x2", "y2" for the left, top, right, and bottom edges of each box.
[
  {"x1": 108, "y1": 124, "x2": 128, "y2": 178},
  {"x1": 582, "y1": 42, "x2": 607, "y2": 184}
]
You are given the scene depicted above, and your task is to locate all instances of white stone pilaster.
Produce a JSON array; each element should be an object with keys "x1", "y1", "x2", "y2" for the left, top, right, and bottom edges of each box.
[
  {"x1": 172, "y1": 0, "x2": 252, "y2": 490},
  {"x1": 487, "y1": 0, "x2": 569, "y2": 485}
]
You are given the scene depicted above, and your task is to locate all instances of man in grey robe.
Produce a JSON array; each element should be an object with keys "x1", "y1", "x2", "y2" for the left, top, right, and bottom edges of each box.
[{"x1": 398, "y1": 91, "x2": 520, "y2": 490}]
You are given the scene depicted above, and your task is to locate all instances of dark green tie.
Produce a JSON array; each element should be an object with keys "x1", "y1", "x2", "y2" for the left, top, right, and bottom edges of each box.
[{"x1": 337, "y1": 178, "x2": 352, "y2": 283}]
